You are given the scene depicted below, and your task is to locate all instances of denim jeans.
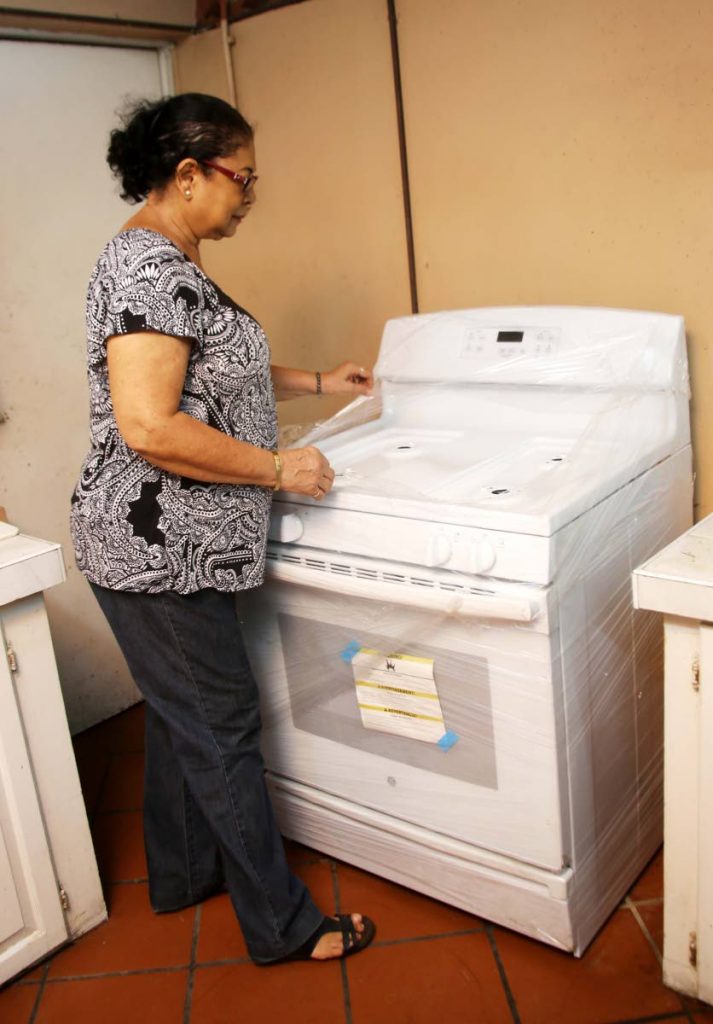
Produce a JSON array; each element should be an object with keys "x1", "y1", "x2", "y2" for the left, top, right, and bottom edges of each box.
[{"x1": 89, "y1": 582, "x2": 323, "y2": 963}]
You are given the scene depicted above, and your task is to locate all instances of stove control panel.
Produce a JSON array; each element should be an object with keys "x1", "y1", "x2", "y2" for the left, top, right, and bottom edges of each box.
[
  {"x1": 270, "y1": 503, "x2": 554, "y2": 585},
  {"x1": 461, "y1": 326, "x2": 562, "y2": 360},
  {"x1": 427, "y1": 535, "x2": 495, "y2": 574}
]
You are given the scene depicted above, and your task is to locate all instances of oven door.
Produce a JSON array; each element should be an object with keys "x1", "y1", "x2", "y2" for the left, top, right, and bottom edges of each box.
[{"x1": 238, "y1": 548, "x2": 568, "y2": 871}]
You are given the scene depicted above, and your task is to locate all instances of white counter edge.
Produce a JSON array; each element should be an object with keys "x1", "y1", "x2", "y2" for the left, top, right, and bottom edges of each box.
[{"x1": 0, "y1": 535, "x2": 66, "y2": 606}]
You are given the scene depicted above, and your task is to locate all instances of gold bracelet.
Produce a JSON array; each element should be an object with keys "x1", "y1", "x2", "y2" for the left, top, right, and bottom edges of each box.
[
  {"x1": 315, "y1": 370, "x2": 322, "y2": 396},
  {"x1": 271, "y1": 449, "x2": 282, "y2": 491}
]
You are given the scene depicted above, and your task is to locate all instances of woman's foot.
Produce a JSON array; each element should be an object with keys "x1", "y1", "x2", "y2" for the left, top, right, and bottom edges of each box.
[
  {"x1": 259, "y1": 913, "x2": 376, "y2": 965},
  {"x1": 310, "y1": 914, "x2": 367, "y2": 959}
]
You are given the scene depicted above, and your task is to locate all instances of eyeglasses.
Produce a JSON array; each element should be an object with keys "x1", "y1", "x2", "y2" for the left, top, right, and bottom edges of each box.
[{"x1": 202, "y1": 160, "x2": 258, "y2": 192}]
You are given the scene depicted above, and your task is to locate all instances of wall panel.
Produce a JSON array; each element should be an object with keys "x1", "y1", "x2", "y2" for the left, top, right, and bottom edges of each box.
[
  {"x1": 0, "y1": 40, "x2": 166, "y2": 730},
  {"x1": 175, "y1": 0, "x2": 412, "y2": 428},
  {"x1": 396, "y1": 0, "x2": 713, "y2": 515}
]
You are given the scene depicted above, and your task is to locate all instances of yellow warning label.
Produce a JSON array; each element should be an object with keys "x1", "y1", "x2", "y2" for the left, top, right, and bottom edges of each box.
[
  {"x1": 351, "y1": 646, "x2": 445, "y2": 744},
  {"x1": 358, "y1": 648, "x2": 433, "y2": 665},
  {"x1": 358, "y1": 703, "x2": 444, "y2": 723},
  {"x1": 356, "y1": 680, "x2": 440, "y2": 700}
]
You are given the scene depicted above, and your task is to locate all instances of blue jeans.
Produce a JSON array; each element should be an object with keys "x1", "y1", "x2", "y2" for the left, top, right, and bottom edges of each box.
[{"x1": 89, "y1": 582, "x2": 323, "y2": 963}]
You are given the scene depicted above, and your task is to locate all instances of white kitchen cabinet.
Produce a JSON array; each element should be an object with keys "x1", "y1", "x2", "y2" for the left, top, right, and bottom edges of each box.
[
  {"x1": 633, "y1": 513, "x2": 713, "y2": 1004},
  {"x1": 0, "y1": 525, "x2": 105, "y2": 985}
]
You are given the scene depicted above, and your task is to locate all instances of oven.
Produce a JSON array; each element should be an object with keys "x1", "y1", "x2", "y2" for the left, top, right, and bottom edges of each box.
[{"x1": 239, "y1": 306, "x2": 692, "y2": 953}]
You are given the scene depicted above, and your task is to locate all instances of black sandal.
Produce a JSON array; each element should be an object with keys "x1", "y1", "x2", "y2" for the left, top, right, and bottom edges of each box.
[{"x1": 264, "y1": 914, "x2": 376, "y2": 964}]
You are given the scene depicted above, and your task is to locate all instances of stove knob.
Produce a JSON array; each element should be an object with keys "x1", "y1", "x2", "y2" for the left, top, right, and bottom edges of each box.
[
  {"x1": 268, "y1": 510, "x2": 304, "y2": 543},
  {"x1": 471, "y1": 541, "x2": 496, "y2": 574},
  {"x1": 426, "y1": 533, "x2": 452, "y2": 567}
]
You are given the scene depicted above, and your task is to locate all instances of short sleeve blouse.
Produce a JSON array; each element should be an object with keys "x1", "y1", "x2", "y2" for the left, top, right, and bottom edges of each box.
[{"x1": 70, "y1": 228, "x2": 278, "y2": 594}]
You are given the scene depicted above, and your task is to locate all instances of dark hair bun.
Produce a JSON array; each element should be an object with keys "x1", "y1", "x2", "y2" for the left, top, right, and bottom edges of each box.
[{"x1": 107, "y1": 93, "x2": 253, "y2": 203}]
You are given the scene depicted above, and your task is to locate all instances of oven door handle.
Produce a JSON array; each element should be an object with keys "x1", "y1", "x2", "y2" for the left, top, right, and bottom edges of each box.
[{"x1": 264, "y1": 559, "x2": 538, "y2": 623}]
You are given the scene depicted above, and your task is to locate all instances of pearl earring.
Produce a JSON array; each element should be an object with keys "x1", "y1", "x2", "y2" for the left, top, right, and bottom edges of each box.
[{"x1": 184, "y1": 189, "x2": 192, "y2": 199}]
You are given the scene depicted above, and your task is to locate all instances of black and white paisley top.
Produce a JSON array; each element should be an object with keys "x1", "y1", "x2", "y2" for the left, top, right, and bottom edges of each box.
[{"x1": 70, "y1": 228, "x2": 278, "y2": 594}]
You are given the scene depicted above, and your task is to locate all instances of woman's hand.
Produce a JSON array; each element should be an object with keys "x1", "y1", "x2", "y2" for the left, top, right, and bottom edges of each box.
[
  {"x1": 280, "y1": 446, "x2": 335, "y2": 500},
  {"x1": 321, "y1": 361, "x2": 373, "y2": 397}
]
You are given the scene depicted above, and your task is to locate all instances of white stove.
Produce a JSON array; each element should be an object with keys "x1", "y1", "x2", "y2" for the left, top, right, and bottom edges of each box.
[{"x1": 238, "y1": 306, "x2": 693, "y2": 954}]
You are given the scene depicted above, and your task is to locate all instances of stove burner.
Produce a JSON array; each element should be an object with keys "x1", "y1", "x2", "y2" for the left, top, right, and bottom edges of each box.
[
  {"x1": 490, "y1": 487, "x2": 510, "y2": 495},
  {"x1": 386, "y1": 441, "x2": 420, "y2": 459}
]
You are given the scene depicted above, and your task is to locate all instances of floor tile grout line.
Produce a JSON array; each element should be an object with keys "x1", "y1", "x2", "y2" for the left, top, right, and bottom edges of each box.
[
  {"x1": 370, "y1": 927, "x2": 486, "y2": 949},
  {"x1": 192, "y1": 957, "x2": 253, "y2": 968},
  {"x1": 13, "y1": 973, "x2": 47, "y2": 987},
  {"x1": 629, "y1": 897, "x2": 665, "y2": 907},
  {"x1": 610, "y1": 905, "x2": 692, "y2": 1024},
  {"x1": 625, "y1": 899, "x2": 663, "y2": 967},
  {"x1": 618, "y1": 905, "x2": 694, "y2": 1024},
  {"x1": 26, "y1": 963, "x2": 49, "y2": 1024},
  {"x1": 485, "y1": 924, "x2": 521, "y2": 1024},
  {"x1": 331, "y1": 860, "x2": 353, "y2": 1024},
  {"x1": 44, "y1": 964, "x2": 191, "y2": 983},
  {"x1": 675, "y1": 992, "x2": 698, "y2": 1024},
  {"x1": 187, "y1": 928, "x2": 488, "y2": 968},
  {"x1": 182, "y1": 905, "x2": 201, "y2": 1024}
]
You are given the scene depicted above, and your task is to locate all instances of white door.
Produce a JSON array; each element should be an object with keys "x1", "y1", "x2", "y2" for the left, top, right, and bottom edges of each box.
[
  {"x1": 241, "y1": 569, "x2": 568, "y2": 870},
  {"x1": 0, "y1": 40, "x2": 168, "y2": 731},
  {"x1": 0, "y1": 626, "x2": 67, "y2": 984}
]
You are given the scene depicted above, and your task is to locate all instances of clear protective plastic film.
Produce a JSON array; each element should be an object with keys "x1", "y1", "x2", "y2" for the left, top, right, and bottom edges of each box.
[{"x1": 241, "y1": 306, "x2": 693, "y2": 955}]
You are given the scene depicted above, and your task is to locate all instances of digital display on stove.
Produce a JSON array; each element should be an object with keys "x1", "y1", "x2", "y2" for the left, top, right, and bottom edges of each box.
[{"x1": 497, "y1": 331, "x2": 524, "y2": 343}]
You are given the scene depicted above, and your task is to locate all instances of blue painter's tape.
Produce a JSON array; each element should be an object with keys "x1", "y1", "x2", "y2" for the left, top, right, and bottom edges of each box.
[
  {"x1": 437, "y1": 730, "x2": 459, "y2": 751},
  {"x1": 340, "y1": 640, "x2": 362, "y2": 664}
]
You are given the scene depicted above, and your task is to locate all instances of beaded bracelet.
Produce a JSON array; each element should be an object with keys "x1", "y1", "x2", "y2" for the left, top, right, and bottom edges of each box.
[{"x1": 315, "y1": 371, "x2": 322, "y2": 396}]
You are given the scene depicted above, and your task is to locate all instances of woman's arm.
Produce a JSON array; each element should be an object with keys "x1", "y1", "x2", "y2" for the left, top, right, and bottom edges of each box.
[
  {"x1": 107, "y1": 332, "x2": 334, "y2": 496},
  {"x1": 271, "y1": 362, "x2": 373, "y2": 400}
]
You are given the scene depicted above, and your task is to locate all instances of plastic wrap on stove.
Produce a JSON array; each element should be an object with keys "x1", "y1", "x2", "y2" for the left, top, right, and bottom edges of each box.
[
  {"x1": 280, "y1": 307, "x2": 689, "y2": 514},
  {"x1": 241, "y1": 306, "x2": 693, "y2": 955}
]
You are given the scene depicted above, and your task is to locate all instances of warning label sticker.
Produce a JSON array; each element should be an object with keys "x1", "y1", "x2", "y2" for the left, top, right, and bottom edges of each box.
[{"x1": 350, "y1": 647, "x2": 447, "y2": 744}]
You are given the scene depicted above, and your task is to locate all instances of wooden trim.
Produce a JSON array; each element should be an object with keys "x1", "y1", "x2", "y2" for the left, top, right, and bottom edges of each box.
[{"x1": 0, "y1": 6, "x2": 192, "y2": 41}]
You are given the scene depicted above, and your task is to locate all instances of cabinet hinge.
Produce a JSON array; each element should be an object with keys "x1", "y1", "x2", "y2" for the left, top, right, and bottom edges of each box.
[
  {"x1": 59, "y1": 886, "x2": 70, "y2": 912},
  {"x1": 692, "y1": 656, "x2": 700, "y2": 692},
  {"x1": 689, "y1": 930, "x2": 698, "y2": 967},
  {"x1": 5, "y1": 644, "x2": 17, "y2": 673}
]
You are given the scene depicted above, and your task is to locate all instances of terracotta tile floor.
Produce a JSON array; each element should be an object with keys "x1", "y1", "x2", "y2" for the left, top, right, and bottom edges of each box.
[{"x1": 2, "y1": 702, "x2": 712, "y2": 1024}]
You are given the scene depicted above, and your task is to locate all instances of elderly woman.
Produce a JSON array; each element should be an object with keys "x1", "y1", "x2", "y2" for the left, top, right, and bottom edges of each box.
[{"x1": 70, "y1": 92, "x2": 375, "y2": 965}]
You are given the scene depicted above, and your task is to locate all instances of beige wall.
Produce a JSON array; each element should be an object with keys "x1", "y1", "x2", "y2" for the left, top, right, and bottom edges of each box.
[
  {"x1": 175, "y1": 0, "x2": 413, "y2": 428},
  {"x1": 397, "y1": 0, "x2": 713, "y2": 516},
  {"x1": 174, "y1": 29, "x2": 232, "y2": 104},
  {"x1": 176, "y1": 0, "x2": 711, "y2": 515}
]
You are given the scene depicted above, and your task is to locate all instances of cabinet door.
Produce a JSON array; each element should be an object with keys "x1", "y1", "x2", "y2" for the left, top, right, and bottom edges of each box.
[{"x1": 0, "y1": 631, "x2": 68, "y2": 984}]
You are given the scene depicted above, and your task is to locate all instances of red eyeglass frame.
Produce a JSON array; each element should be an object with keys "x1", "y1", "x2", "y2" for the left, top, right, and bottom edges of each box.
[{"x1": 202, "y1": 159, "x2": 258, "y2": 191}]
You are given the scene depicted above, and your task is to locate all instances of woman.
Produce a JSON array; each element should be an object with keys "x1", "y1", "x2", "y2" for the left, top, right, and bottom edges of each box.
[{"x1": 70, "y1": 92, "x2": 375, "y2": 964}]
